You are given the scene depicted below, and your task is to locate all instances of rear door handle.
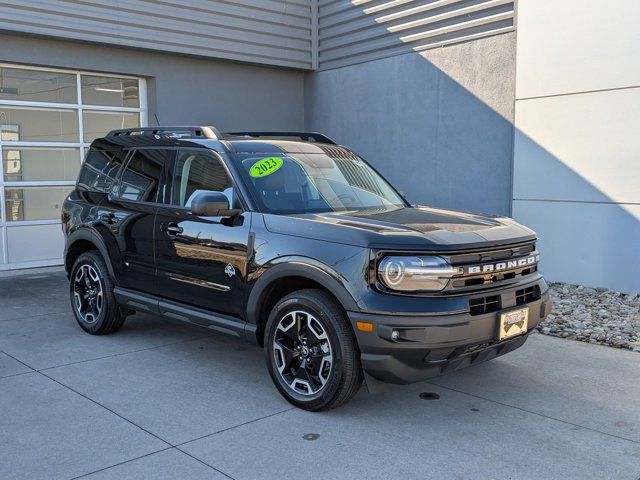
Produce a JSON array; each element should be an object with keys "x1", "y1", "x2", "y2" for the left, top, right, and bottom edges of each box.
[
  {"x1": 99, "y1": 213, "x2": 116, "y2": 225},
  {"x1": 161, "y1": 222, "x2": 183, "y2": 235}
]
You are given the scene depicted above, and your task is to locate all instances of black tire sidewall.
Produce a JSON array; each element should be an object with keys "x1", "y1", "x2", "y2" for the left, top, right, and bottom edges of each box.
[
  {"x1": 264, "y1": 293, "x2": 348, "y2": 410},
  {"x1": 69, "y1": 252, "x2": 114, "y2": 334}
]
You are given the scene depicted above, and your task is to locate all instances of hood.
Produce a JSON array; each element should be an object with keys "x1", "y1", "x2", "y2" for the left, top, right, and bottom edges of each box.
[{"x1": 263, "y1": 205, "x2": 536, "y2": 251}]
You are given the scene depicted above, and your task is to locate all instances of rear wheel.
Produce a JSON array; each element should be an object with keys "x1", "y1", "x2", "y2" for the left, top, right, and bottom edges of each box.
[
  {"x1": 70, "y1": 251, "x2": 126, "y2": 335},
  {"x1": 264, "y1": 289, "x2": 363, "y2": 411}
]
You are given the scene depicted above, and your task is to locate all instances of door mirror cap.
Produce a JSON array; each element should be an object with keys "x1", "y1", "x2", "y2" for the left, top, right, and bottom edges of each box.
[{"x1": 190, "y1": 191, "x2": 241, "y2": 217}]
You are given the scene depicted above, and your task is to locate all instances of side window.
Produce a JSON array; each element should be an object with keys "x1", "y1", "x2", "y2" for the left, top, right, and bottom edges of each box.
[
  {"x1": 116, "y1": 149, "x2": 170, "y2": 203},
  {"x1": 77, "y1": 149, "x2": 125, "y2": 193},
  {"x1": 172, "y1": 150, "x2": 236, "y2": 208}
]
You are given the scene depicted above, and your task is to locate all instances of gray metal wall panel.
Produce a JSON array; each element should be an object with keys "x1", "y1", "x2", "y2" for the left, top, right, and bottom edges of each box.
[
  {"x1": 318, "y1": 0, "x2": 515, "y2": 70},
  {"x1": 0, "y1": 0, "x2": 515, "y2": 70},
  {"x1": 305, "y1": 32, "x2": 517, "y2": 216},
  {"x1": 0, "y1": 0, "x2": 314, "y2": 69},
  {"x1": 0, "y1": 31, "x2": 305, "y2": 132}
]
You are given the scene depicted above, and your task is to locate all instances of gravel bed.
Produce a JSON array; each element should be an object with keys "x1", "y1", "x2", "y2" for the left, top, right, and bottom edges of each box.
[{"x1": 536, "y1": 283, "x2": 640, "y2": 352}]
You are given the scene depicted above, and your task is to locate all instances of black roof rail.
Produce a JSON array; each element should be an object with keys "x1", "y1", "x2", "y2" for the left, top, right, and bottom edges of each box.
[
  {"x1": 106, "y1": 126, "x2": 221, "y2": 139},
  {"x1": 225, "y1": 131, "x2": 336, "y2": 145}
]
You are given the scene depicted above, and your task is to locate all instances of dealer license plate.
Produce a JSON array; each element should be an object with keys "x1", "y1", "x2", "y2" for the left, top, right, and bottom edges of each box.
[{"x1": 498, "y1": 307, "x2": 529, "y2": 340}]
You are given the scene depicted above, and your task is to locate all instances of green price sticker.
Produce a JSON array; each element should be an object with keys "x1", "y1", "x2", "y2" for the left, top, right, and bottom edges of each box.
[{"x1": 249, "y1": 157, "x2": 283, "y2": 178}]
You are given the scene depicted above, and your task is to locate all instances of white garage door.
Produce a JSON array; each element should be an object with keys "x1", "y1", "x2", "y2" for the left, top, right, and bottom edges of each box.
[{"x1": 0, "y1": 63, "x2": 147, "y2": 270}]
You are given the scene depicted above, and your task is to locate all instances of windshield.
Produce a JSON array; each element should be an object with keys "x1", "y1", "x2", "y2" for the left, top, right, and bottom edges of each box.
[{"x1": 232, "y1": 151, "x2": 407, "y2": 214}]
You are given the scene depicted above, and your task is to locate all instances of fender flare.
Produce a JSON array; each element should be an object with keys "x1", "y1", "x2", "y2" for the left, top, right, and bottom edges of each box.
[
  {"x1": 246, "y1": 260, "x2": 359, "y2": 326},
  {"x1": 64, "y1": 228, "x2": 116, "y2": 279}
]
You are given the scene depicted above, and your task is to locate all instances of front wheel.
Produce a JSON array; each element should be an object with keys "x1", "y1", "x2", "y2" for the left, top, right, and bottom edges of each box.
[{"x1": 264, "y1": 289, "x2": 363, "y2": 411}]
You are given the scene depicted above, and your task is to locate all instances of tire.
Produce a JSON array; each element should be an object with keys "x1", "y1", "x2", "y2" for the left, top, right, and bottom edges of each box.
[
  {"x1": 69, "y1": 251, "x2": 126, "y2": 335},
  {"x1": 264, "y1": 289, "x2": 363, "y2": 411}
]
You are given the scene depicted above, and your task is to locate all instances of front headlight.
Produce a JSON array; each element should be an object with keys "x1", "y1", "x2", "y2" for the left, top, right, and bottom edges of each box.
[{"x1": 377, "y1": 256, "x2": 460, "y2": 292}]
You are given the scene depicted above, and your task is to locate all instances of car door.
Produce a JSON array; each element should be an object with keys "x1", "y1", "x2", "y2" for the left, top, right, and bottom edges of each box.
[
  {"x1": 154, "y1": 148, "x2": 251, "y2": 318},
  {"x1": 100, "y1": 148, "x2": 174, "y2": 292}
]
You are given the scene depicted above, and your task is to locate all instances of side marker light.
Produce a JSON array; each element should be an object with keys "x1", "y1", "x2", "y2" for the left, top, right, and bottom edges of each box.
[{"x1": 356, "y1": 321, "x2": 374, "y2": 332}]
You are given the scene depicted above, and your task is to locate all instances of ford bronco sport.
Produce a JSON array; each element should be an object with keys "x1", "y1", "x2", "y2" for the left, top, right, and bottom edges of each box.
[{"x1": 62, "y1": 126, "x2": 551, "y2": 411}]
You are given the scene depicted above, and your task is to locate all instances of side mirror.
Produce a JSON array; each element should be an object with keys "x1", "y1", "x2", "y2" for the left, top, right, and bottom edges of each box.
[{"x1": 189, "y1": 192, "x2": 241, "y2": 218}]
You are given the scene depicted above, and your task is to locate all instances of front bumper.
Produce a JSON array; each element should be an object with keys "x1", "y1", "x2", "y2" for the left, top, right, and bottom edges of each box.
[{"x1": 348, "y1": 280, "x2": 551, "y2": 384}]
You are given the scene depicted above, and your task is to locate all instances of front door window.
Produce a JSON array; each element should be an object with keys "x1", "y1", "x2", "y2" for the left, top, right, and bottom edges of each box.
[{"x1": 172, "y1": 151, "x2": 236, "y2": 210}]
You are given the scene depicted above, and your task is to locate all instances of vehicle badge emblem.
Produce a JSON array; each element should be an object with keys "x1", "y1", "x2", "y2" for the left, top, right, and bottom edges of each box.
[{"x1": 225, "y1": 264, "x2": 236, "y2": 278}]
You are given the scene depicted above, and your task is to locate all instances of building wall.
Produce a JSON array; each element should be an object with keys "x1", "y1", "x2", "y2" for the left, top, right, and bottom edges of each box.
[
  {"x1": 512, "y1": 0, "x2": 640, "y2": 292},
  {"x1": 318, "y1": 0, "x2": 515, "y2": 71},
  {"x1": 0, "y1": 32, "x2": 305, "y2": 269},
  {"x1": 0, "y1": 0, "x2": 516, "y2": 72},
  {"x1": 0, "y1": 33, "x2": 306, "y2": 131},
  {"x1": 306, "y1": 32, "x2": 516, "y2": 216},
  {"x1": 4, "y1": 1, "x2": 635, "y2": 294},
  {"x1": 0, "y1": 0, "x2": 314, "y2": 69}
]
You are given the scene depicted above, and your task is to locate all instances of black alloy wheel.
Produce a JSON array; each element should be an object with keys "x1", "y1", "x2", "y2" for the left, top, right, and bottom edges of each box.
[
  {"x1": 273, "y1": 309, "x2": 334, "y2": 396},
  {"x1": 69, "y1": 251, "x2": 127, "y2": 335},
  {"x1": 72, "y1": 263, "x2": 104, "y2": 324},
  {"x1": 265, "y1": 289, "x2": 363, "y2": 411}
]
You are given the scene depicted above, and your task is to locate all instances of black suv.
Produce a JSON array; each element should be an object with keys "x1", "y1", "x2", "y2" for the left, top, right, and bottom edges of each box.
[{"x1": 62, "y1": 126, "x2": 551, "y2": 411}]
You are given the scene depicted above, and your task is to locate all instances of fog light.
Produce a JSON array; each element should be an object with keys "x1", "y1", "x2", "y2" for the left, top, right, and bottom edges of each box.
[{"x1": 391, "y1": 330, "x2": 400, "y2": 340}]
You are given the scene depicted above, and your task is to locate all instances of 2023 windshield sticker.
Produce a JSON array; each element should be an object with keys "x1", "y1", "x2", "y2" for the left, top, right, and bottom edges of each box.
[{"x1": 249, "y1": 157, "x2": 283, "y2": 178}]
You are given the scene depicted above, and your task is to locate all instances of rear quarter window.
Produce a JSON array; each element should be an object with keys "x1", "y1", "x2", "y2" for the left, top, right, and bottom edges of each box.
[
  {"x1": 76, "y1": 149, "x2": 125, "y2": 193},
  {"x1": 114, "y1": 149, "x2": 172, "y2": 203}
]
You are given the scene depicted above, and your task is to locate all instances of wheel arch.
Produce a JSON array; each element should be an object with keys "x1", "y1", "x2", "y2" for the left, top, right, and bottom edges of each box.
[
  {"x1": 64, "y1": 229, "x2": 115, "y2": 280},
  {"x1": 247, "y1": 261, "x2": 359, "y2": 346}
]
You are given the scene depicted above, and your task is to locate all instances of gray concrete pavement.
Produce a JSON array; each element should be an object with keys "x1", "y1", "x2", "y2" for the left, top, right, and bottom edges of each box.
[{"x1": 1, "y1": 270, "x2": 639, "y2": 479}]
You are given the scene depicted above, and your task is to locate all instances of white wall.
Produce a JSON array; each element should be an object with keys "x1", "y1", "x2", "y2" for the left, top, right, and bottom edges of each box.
[{"x1": 513, "y1": 0, "x2": 640, "y2": 292}]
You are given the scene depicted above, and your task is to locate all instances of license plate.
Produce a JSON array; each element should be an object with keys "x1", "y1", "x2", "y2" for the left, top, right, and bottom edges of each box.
[{"x1": 498, "y1": 307, "x2": 529, "y2": 340}]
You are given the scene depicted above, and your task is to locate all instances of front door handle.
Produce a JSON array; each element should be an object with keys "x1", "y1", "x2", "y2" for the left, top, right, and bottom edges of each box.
[{"x1": 161, "y1": 222, "x2": 183, "y2": 235}]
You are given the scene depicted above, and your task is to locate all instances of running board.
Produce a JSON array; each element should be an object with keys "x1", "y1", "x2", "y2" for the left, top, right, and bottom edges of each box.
[{"x1": 113, "y1": 287, "x2": 257, "y2": 343}]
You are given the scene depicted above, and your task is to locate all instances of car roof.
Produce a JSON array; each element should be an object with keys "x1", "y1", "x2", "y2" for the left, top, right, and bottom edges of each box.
[
  {"x1": 90, "y1": 128, "x2": 355, "y2": 156},
  {"x1": 224, "y1": 138, "x2": 341, "y2": 154}
]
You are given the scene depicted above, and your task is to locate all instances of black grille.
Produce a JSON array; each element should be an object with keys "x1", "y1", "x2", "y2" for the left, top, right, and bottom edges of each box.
[
  {"x1": 446, "y1": 242, "x2": 538, "y2": 291},
  {"x1": 469, "y1": 295, "x2": 500, "y2": 316},
  {"x1": 454, "y1": 266, "x2": 537, "y2": 289},
  {"x1": 515, "y1": 286, "x2": 541, "y2": 306},
  {"x1": 449, "y1": 242, "x2": 536, "y2": 265}
]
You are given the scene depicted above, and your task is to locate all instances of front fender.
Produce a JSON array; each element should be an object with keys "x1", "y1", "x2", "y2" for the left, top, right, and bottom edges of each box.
[{"x1": 246, "y1": 257, "x2": 361, "y2": 326}]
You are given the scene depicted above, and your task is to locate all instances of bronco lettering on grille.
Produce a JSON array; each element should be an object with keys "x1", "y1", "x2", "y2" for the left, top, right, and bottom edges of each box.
[{"x1": 466, "y1": 255, "x2": 539, "y2": 275}]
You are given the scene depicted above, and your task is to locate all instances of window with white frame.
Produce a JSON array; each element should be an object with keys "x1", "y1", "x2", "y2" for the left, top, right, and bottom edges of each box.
[{"x1": 0, "y1": 63, "x2": 147, "y2": 267}]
